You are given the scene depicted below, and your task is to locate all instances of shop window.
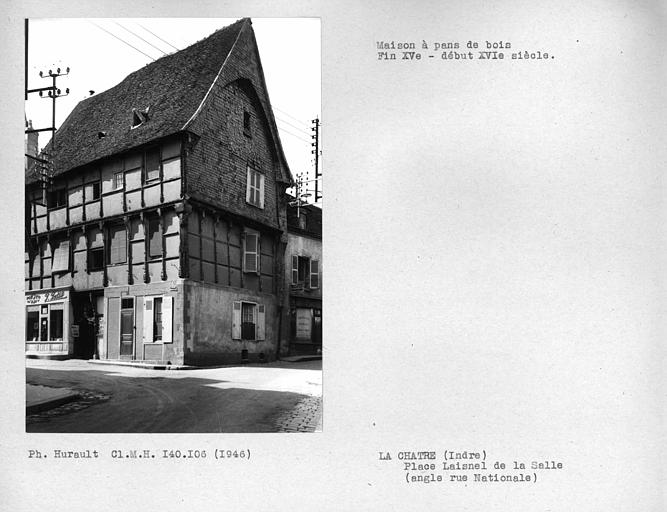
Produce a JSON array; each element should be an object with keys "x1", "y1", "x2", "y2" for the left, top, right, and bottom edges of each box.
[
  {"x1": 49, "y1": 308, "x2": 64, "y2": 341},
  {"x1": 243, "y1": 231, "x2": 260, "y2": 273},
  {"x1": 232, "y1": 301, "x2": 265, "y2": 341},
  {"x1": 40, "y1": 316, "x2": 48, "y2": 341},
  {"x1": 148, "y1": 218, "x2": 162, "y2": 259},
  {"x1": 246, "y1": 166, "x2": 264, "y2": 208},
  {"x1": 26, "y1": 310, "x2": 39, "y2": 341},
  {"x1": 145, "y1": 148, "x2": 161, "y2": 182},
  {"x1": 51, "y1": 240, "x2": 70, "y2": 273},
  {"x1": 108, "y1": 225, "x2": 127, "y2": 264}
]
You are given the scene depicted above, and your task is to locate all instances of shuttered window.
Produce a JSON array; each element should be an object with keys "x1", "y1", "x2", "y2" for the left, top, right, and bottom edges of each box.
[
  {"x1": 148, "y1": 218, "x2": 162, "y2": 258},
  {"x1": 108, "y1": 225, "x2": 127, "y2": 264},
  {"x1": 232, "y1": 301, "x2": 265, "y2": 341},
  {"x1": 51, "y1": 240, "x2": 70, "y2": 273},
  {"x1": 310, "y1": 260, "x2": 320, "y2": 289},
  {"x1": 291, "y1": 255, "x2": 299, "y2": 284},
  {"x1": 143, "y1": 296, "x2": 173, "y2": 343},
  {"x1": 243, "y1": 232, "x2": 259, "y2": 273}
]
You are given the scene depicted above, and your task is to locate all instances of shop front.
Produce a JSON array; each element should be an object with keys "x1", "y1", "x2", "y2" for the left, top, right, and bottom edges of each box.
[
  {"x1": 25, "y1": 287, "x2": 73, "y2": 358},
  {"x1": 289, "y1": 296, "x2": 322, "y2": 355}
]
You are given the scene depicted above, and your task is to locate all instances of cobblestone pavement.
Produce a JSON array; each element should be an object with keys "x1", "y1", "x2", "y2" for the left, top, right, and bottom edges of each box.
[
  {"x1": 26, "y1": 387, "x2": 111, "y2": 424},
  {"x1": 275, "y1": 395, "x2": 322, "y2": 432}
]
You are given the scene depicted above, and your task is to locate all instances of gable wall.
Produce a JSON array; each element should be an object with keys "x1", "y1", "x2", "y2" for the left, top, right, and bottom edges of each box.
[{"x1": 185, "y1": 24, "x2": 288, "y2": 231}]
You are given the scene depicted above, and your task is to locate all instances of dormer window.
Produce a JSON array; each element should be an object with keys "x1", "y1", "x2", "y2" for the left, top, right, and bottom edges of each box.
[{"x1": 131, "y1": 107, "x2": 150, "y2": 129}]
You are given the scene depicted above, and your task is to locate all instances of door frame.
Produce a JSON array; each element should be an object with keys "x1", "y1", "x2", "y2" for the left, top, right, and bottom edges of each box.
[{"x1": 118, "y1": 296, "x2": 135, "y2": 360}]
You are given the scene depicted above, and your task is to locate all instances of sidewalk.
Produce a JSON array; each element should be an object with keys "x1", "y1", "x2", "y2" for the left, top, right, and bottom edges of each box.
[{"x1": 26, "y1": 384, "x2": 80, "y2": 415}]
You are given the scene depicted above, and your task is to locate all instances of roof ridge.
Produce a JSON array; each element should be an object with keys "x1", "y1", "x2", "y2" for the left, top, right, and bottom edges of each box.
[
  {"x1": 181, "y1": 18, "x2": 248, "y2": 131},
  {"x1": 30, "y1": 18, "x2": 249, "y2": 182}
]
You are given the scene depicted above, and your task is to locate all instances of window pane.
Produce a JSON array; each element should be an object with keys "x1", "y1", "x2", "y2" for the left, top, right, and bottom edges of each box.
[
  {"x1": 113, "y1": 172, "x2": 124, "y2": 189},
  {"x1": 145, "y1": 149, "x2": 160, "y2": 181},
  {"x1": 27, "y1": 311, "x2": 39, "y2": 341},
  {"x1": 49, "y1": 309, "x2": 64, "y2": 340},
  {"x1": 245, "y1": 253, "x2": 257, "y2": 272},
  {"x1": 40, "y1": 317, "x2": 48, "y2": 342},
  {"x1": 90, "y1": 248, "x2": 104, "y2": 270},
  {"x1": 246, "y1": 233, "x2": 257, "y2": 253},
  {"x1": 153, "y1": 298, "x2": 163, "y2": 341}
]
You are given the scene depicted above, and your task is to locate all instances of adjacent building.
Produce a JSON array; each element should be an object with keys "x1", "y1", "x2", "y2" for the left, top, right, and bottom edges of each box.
[
  {"x1": 24, "y1": 19, "x2": 296, "y2": 365},
  {"x1": 285, "y1": 202, "x2": 322, "y2": 355}
]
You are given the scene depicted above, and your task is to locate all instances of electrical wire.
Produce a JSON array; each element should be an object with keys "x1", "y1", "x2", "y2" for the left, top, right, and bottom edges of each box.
[
  {"x1": 276, "y1": 124, "x2": 312, "y2": 144},
  {"x1": 275, "y1": 115, "x2": 313, "y2": 137},
  {"x1": 113, "y1": 21, "x2": 169, "y2": 57},
  {"x1": 273, "y1": 106, "x2": 311, "y2": 127},
  {"x1": 136, "y1": 23, "x2": 181, "y2": 52},
  {"x1": 89, "y1": 21, "x2": 156, "y2": 62}
]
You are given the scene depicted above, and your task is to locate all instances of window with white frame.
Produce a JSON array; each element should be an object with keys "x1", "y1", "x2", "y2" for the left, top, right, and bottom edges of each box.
[
  {"x1": 143, "y1": 295, "x2": 173, "y2": 343},
  {"x1": 113, "y1": 171, "x2": 124, "y2": 190},
  {"x1": 231, "y1": 301, "x2": 265, "y2": 341},
  {"x1": 243, "y1": 231, "x2": 260, "y2": 273},
  {"x1": 246, "y1": 166, "x2": 264, "y2": 208}
]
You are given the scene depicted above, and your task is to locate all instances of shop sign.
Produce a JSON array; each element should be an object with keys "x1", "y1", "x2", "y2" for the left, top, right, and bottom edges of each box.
[
  {"x1": 26, "y1": 290, "x2": 69, "y2": 305},
  {"x1": 295, "y1": 308, "x2": 313, "y2": 340},
  {"x1": 71, "y1": 325, "x2": 79, "y2": 337}
]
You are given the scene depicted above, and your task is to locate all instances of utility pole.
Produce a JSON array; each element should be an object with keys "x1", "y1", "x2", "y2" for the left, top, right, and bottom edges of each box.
[
  {"x1": 311, "y1": 117, "x2": 321, "y2": 202},
  {"x1": 25, "y1": 66, "x2": 70, "y2": 203},
  {"x1": 25, "y1": 67, "x2": 70, "y2": 149}
]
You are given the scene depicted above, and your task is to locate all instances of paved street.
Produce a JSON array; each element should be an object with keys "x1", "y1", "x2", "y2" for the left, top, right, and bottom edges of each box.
[{"x1": 26, "y1": 359, "x2": 322, "y2": 433}]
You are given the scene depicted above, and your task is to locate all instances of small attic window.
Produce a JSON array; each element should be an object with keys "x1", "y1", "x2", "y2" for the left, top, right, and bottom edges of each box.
[
  {"x1": 243, "y1": 110, "x2": 252, "y2": 137},
  {"x1": 131, "y1": 107, "x2": 150, "y2": 129}
]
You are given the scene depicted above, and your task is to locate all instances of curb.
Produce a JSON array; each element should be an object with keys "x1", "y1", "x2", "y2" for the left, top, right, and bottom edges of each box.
[
  {"x1": 279, "y1": 355, "x2": 322, "y2": 362},
  {"x1": 26, "y1": 393, "x2": 81, "y2": 415},
  {"x1": 87, "y1": 360, "x2": 197, "y2": 370}
]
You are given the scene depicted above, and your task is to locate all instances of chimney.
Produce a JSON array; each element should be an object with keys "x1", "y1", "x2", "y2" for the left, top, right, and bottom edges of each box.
[{"x1": 25, "y1": 119, "x2": 39, "y2": 159}]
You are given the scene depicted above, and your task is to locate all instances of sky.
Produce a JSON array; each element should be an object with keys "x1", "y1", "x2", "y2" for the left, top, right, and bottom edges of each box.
[{"x1": 25, "y1": 18, "x2": 321, "y2": 204}]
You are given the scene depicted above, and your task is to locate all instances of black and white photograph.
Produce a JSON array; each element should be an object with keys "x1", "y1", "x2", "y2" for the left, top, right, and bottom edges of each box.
[
  {"x1": 1, "y1": 1, "x2": 665, "y2": 511},
  {"x1": 23, "y1": 17, "x2": 322, "y2": 433}
]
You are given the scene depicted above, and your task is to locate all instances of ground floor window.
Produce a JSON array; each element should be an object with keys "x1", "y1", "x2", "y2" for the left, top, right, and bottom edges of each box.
[
  {"x1": 26, "y1": 309, "x2": 39, "y2": 341},
  {"x1": 49, "y1": 307, "x2": 64, "y2": 340},
  {"x1": 232, "y1": 301, "x2": 265, "y2": 341},
  {"x1": 241, "y1": 302, "x2": 255, "y2": 340},
  {"x1": 290, "y1": 307, "x2": 322, "y2": 344},
  {"x1": 153, "y1": 297, "x2": 163, "y2": 341},
  {"x1": 25, "y1": 302, "x2": 65, "y2": 343},
  {"x1": 142, "y1": 295, "x2": 173, "y2": 344}
]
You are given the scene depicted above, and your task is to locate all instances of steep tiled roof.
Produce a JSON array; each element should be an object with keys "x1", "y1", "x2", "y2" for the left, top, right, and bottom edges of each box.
[{"x1": 26, "y1": 19, "x2": 248, "y2": 184}]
